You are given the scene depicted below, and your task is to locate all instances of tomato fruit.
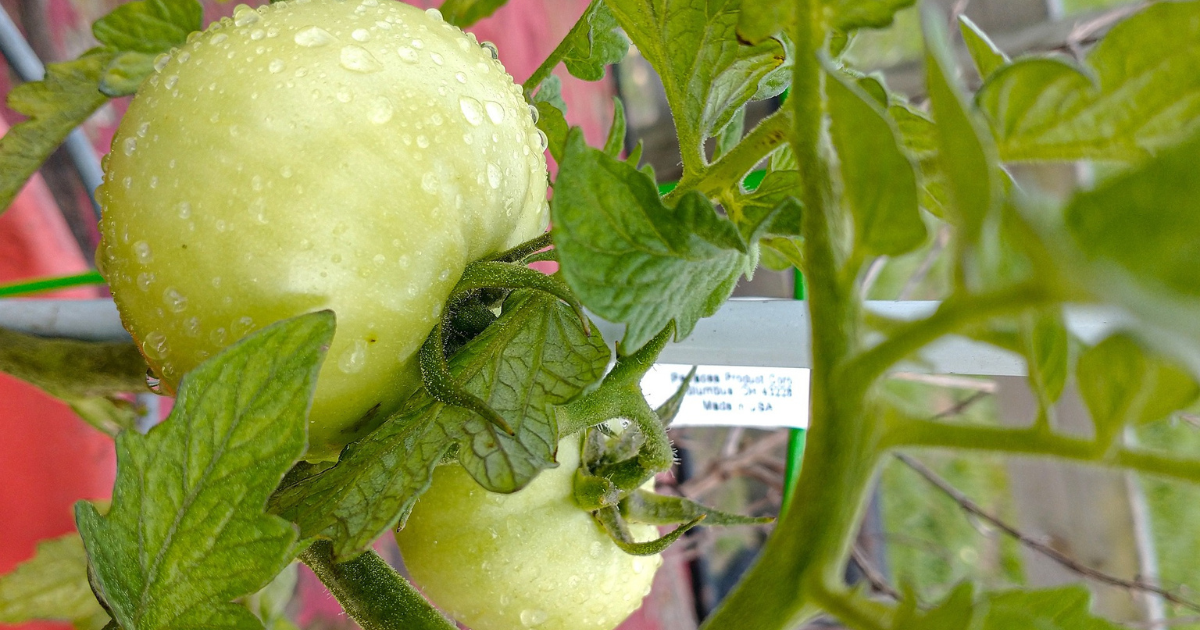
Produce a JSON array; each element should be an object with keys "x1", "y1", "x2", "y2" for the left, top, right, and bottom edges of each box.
[
  {"x1": 96, "y1": 0, "x2": 549, "y2": 459},
  {"x1": 396, "y1": 436, "x2": 663, "y2": 630}
]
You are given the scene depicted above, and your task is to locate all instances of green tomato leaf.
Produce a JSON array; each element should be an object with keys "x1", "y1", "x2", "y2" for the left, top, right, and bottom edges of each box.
[
  {"x1": 0, "y1": 51, "x2": 112, "y2": 215},
  {"x1": 604, "y1": 96, "x2": 627, "y2": 158},
  {"x1": 561, "y1": 1, "x2": 629, "y2": 82},
  {"x1": 531, "y1": 73, "x2": 567, "y2": 113},
  {"x1": 737, "y1": 0, "x2": 792, "y2": 45},
  {"x1": 76, "y1": 312, "x2": 335, "y2": 630},
  {"x1": 270, "y1": 291, "x2": 609, "y2": 560},
  {"x1": 605, "y1": 0, "x2": 789, "y2": 172},
  {"x1": 1020, "y1": 310, "x2": 1069, "y2": 408},
  {"x1": 241, "y1": 564, "x2": 297, "y2": 630},
  {"x1": 730, "y1": 170, "x2": 802, "y2": 243},
  {"x1": 826, "y1": 66, "x2": 925, "y2": 257},
  {"x1": 958, "y1": 16, "x2": 1008, "y2": 80},
  {"x1": 892, "y1": 582, "x2": 977, "y2": 630},
  {"x1": 979, "y1": 586, "x2": 1127, "y2": 630},
  {"x1": 535, "y1": 102, "x2": 569, "y2": 163},
  {"x1": 829, "y1": 0, "x2": 916, "y2": 32},
  {"x1": 437, "y1": 0, "x2": 507, "y2": 27},
  {"x1": 889, "y1": 103, "x2": 949, "y2": 218},
  {"x1": 977, "y1": 2, "x2": 1200, "y2": 162},
  {"x1": 922, "y1": 6, "x2": 999, "y2": 242},
  {"x1": 1077, "y1": 334, "x2": 1199, "y2": 439},
  {"x1": 552, "y1": 129, "x2": 753, "y2": 352},
  {"x1": 622, "y1": 489, "x2": 772, "y2": 527},
  {"x1": 92, "y1": 0, "x2": 201, "y2": 54},
  {"x1": 0, "y1": 534, "x2": 109, "y2": 630}
]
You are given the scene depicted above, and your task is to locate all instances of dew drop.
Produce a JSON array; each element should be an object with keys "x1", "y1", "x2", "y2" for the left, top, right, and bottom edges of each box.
[
  {"x1": 268, "y1": 58, "x2": 285, "y2": 73},
  {"x1": 337, "y1": 90, "x2": 353, "y2": 103},
  {"x1": 338, "y1": 339, "x2": 369, "y2": 374},
  {"x1": 351, "y1": 28, "x2": 371, "y2": 42},
  {"x1": 233, "y1": 5, "x2": 259, "y2": 27},
  {"x1": 177, "y1": 201, "x2": 192, "y2": 219},
  {"x1": 211, "y1": 327, "x2": 227, "y2": 345},
  {"x1": 145, "y1": 369, "x2": 164, "y2": 394},
  {"x1": 424, "y1": 7, "x2": 443, "y2": 21},
  {"x1": 411, "y1": 38, "x2": 424, "y2": 49},
  {"x1": 430, "y1": 52, "x2": 443, "y2": 65},
  {"x1": 137, "y1": 272, "x2": 155, "y2": 291},
  {"x1": 184, "y1": 317, "x2": 201, "y2": 337},
  {"x1": 164, "y1": 75, "x2": 179, "y2": 89},
  {"x1": 416, "y1": 135, "x2": 430, "y2": 148},
  {"x1": 163, "y1": 287, "x2": 188, "y2": 313},
  {"x1": 422, "y1": 172, "x2": 438, "y2": 194},
  {"x1": 122, "y1": 137, "x2": 137, "y2": 156},
  {"x1": 397, "y1": 46, "x2": 418, "y2": 63},
  {"x1": 487, "y1": 163, "x2": 501, "y2": 189},
  {"x1": 528, "y1": 104, "x2": 540, "y2": 123},
  {"x1": 142, "y1": 331, "x2": 170, "y2": 360},
  {"x1": 281, "y1": 165, "x2": 293, "y2": 178},
  {"x1": 294, "y1": 26, "x2": 335, "y2": 47},
  {"x1": 459, "y1": 96, "x2": 484, "y2": 126},
  {"x1": 455, "y1": 71, "x2": 467, "y2": 84},
  {"x1": 249, "y1": 29, "x2": 265, "y2": 40},
  {"x1": 368, "y1": 97, "x2": 394, "y2": 124},
  {"x1": 340, "y1": 45, "x2": 382, "y2": 73},
  {"x1": 134, "y1": 241, "x2": 152, "y2": 263},
  {"x1": 519, "y1": 609, "x2": 547, "y2": 627},
  {"x1": 232, "y1": 316, "x2": 255, "y2": 337},
  {"x1": 480, "y1": 40, "x2": 499, "y2": 60},
  {"x1": 210, "y1": 33, "x2": 228, "y2": 45},
  {"x1": 536, "y1": 129, "x2": 548, "y2": 151},
  {"x1": 485, "y1": 101, "x2": 505, "y2": 124},
  {"x1": 153, "y1": 54, "x2": 170, "y2": 72}
]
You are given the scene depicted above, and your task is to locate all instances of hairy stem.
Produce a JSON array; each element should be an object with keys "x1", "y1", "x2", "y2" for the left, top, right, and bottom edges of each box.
[
  {"x1": 521, "y1": 0, "x2": 599, "y2": 97},
  {"x1": 298, "y1": 541, "x2": 456, "y2": 630},
  {"x1": 699, "y1": 3, "x2": 882, "y2": 628},
  {"x1": 664, "y1": 107, "x2": 794, "y2": 205}
]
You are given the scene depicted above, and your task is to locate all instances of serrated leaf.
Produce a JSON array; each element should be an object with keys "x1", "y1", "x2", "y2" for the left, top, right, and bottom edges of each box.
[
  {"x1": 622, "y1": 489, "x2": 772, "y2": 526},
  {"x1": 561, "y1": 1, "x2": 629, "y2": 82},
  {"x1": 76, "y1": 312, "x2": 335, "y2": 630},
  {"x1": 270, "y1": 291, "x2": 608, "y2": 560},
  {"x1": 437, "y1": 0, "x2": 507, "y2": 27},
  {"x1": 1077, "y1": 334, "x2": 1199, "y2": 439},
  {"x1": 889, "y1": 103, "x2": 949, "y2": 218},
  {"x1": 826, "y1": 66, "x2": 925, "y2": 257},
  {"x1": 0, "y1": 534, "x2": 108, "y2": 630},
  {"x1": 829, "y1": 0, "x2": 916, "y2": 32},
  {"x1": 977, "y1": 2, "x2": 1200, "y2": 162},
  {"x1": 605, "y1": 0, "x2": 789, "y2": 172},
  {"x1": 922, "y1": 7, "x2": 999, "y2": 241},
  {"x1": 892, "y1": 582, "x2": 976, "y2": 630},
  {"x1": 0, "y1": 51, "x2": 112, "y2": 214},
  {"x1": 958, "y1": 16, "x2": 1007, "y2": 80},
  {"x1": 980, "y1": 586, "x2": 1127, "y2": 630},
  {"x1": 604, "y1": 96, "x2": 627, "y2": 158},
  {"x1": 531, "y1": 73, "x2": 567, "y2": 113},
  {"x1": 552, "y1": 129, "x2": 752, "y2": 352},
  {"x1": 92, "y1": 0, "x2": 201, "y2": 54}
]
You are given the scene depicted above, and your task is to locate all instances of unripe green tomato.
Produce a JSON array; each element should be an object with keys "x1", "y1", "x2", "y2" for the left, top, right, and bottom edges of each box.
[
  {"x1": 97, "y1": 0, "x2": 549, "y2": 459},
  {"x1": 396, "y1": 437, "x2": 663, "y2": 630}
]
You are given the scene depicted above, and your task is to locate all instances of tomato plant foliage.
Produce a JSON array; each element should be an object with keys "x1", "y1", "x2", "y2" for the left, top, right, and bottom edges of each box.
[{"x1": 3, "y1": 0, "x2": 1200, "y2": 629}]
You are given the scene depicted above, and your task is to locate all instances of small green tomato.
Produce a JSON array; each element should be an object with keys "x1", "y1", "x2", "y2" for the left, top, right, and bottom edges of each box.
[
  {"x1": 396, "y1": 436, "x2": 663, "y2": 630},
  {"x1": 97, "y1": 0, "x2": 549, "y2": 459}
]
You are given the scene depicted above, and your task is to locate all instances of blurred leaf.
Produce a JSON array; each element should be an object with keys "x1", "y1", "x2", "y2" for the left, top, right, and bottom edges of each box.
[
  {"x1": 889, "y1": 103, "x2": 949, "y2": 218},
  {"x1": 552, "y1": 129, "x2": 753, "y2": 352},
  {"x1": 622, "y1": 489, "x2": 772, "y2": 526},
  {"x1": 76, "y1": 313, "x2": 333, "y2": 630},
  {"x1": 958, "y1": 15, "x2": 1008, "y2": 80},
  {"x1": 535, "y1": 102, "x2": 569, "y2": 163},
  {"x1": 980, "y1": 586, "x2": 1128, "y2": 630},
  {"x1": 606, "y1": 0, "x2": 789, "y2": 170},
  {"x1": 270, "y1": 292, "x2": 608, "y2": 560},
  {"x1": 531, "y1": 73, "x2": 566, "y2": 114},
  {"x1": 92, "y1": 0, "x2": 202, "y2": 96},
  {"x1": 738, "y1": 0, "x2": 914, "y2": 42},
  {"x1": 604, "y1": 96, "x2": 627, "y2": 158},
  {"x1": 561, "y1": 1, "x2": 629, "y2": 81},
  {"x1": 829, "y1": 0, "x2": 916, "y2": 32},
  {"x1": 826, "y1": 66, "x2": 925, "y2": 257},
  {"x1": 1020, "y1": 310, "x2": 1069, "y2": 408},
  {"x1": 241, "y1": 564, "x2": 297, "y2": 630},
  {"x1": 0, "y1": 534, "x2": 108, "y2": 630},
  {"x1": 892, "y1": 582, "x2": 977, "y2": 630},
  {"x1": 730, "y1": 170, "x2": 803, "y2": 243},
  {"x1": 1078, "y1": 334, "x2": 1199, "y2": 439},
  {"x1": 438, "y1": 0, "x2": 507, "y2": 27},
  {"x1": 922, "y1": 7, "x2": 999, "y2": 242},
  {"x1": 977, "y1": 2, "x2": 1200, "y2": 162}
]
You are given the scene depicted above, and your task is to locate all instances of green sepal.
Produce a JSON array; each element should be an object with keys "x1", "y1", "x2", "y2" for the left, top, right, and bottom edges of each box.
[
  {"x1": 594, "y1": 506, "x2": 703, "y2": 556},
  {"x1": 621, "y1": 489, "x2": 774, "y2": 527}
]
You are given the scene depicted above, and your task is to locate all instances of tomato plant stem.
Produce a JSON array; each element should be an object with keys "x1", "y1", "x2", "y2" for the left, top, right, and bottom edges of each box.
[
  {"x1": 298, "y1": 540, "x2": 457, "y2": 630},
  {"x1": 521, "y1": 0, "x2": 600, "y2": 97},
  {"x1": 663, "y1": 107, "x2": 794, "y2": 205}
]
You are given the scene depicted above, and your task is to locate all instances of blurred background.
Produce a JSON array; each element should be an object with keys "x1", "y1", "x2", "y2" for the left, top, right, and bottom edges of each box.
[{"x1": 4, "y1": 0, "x2": 1198, "y2": 629}]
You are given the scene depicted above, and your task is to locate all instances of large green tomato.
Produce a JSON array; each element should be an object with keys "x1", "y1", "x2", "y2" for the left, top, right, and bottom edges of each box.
[
  {"x1": 97, "y1": 0, "x2": 548, "y2": 459},
  {"x1": 396, "y1": 437, "x2": 662, "y2": 630}
]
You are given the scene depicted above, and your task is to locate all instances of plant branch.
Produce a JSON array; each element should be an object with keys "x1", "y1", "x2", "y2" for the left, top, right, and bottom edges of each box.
[
  {"x1": 895, "y1": 453, "x2": 1200, "y2": 614},
  {"x1": 841, "y1": 283, "x2": 1053, "y2": 388},
  {"x1": 298, "y1": 540, "x2": 457, "y2": 630},
  {"x1": 521, "y1": 0, "x2": 599, "y2": 98},
  {"x1": 811, "y1": 583, "x2": 894, "y2": 630},
  {"x1": 663, "y1": 107, "x2": 794, "y2": 204},
  {"x1": 851, "y1": 545, "x2": 901, "y2": 601}
]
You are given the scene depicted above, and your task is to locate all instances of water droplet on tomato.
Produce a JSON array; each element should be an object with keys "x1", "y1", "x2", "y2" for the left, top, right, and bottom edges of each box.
[
  {"x1": 250, "y1": 29, "x2": 265, "y2": 40},
  {"x1": 430, "y1": 52, "x2": 443, "y2": 65},
  {"x1": 211, "y1": 327, "x2": 227, "y2": 345},
  {"x1": 527, "y1": 104, "x2": 540, "y2": 123},
  {"x1": 164, "y1": 287, "x2": 188, "y2": 313},
  {"x1": 368, "y1": 97, "x2": 393, "y2": 124},
  {"x1": 268, "y1": 58, "x2": 285, "y2": 73},
  {"x1": 340, "y1": 45, "x2": 382, "y2": 73},
  {"x1": 338, "y1": 339, "x2": 368, "y2": 374},
  {"x1": 145, "y1": 369, "x2": 164, "y2": 394},
  {"x1": 143, "y1": 331, "x2": 170, "y2": 360},
  {"x1": 519, "y1": 609, "x2": 547, "y2": 627},
  {"x1": 153, "y1": 54, "x2": 170, "y2": 72},
  {"x1": 184, "y1": 317, "x2": 201, "y2": 337},
  {"x1": 481, "y1": 41, "x2": 499, "y2": 60},
  {"x1": 134, "y1": 241, "x2": 152, "y2": 263},
  {"x1": 397, "y1": 46, "x2": 418, "y2": 63},
  {"x1": 232, "y1": 316, "x2": 255, "y2": 337},
  {"x1": 416, "y1": 135, "x2": 430, "y2": 148},
  {"x1": 411, "y1": 38, "x2": 425, "y2": 49},
  {"x1": 294, "y1": 26, "x2": 335, "y2": 47},
  {"x1": 336, "y1": 90, "x2": 353, "y2": 103},
  {"x1": 164, "y1": 75, "x2": 179, "y2": 89},
  {"x1": 210, "y1": 33, "x2": 228, "y2": 45},
  {"x1": 424, "y1": 7, "x2": 443, "y2": 21},
  {"x1": 351, "y1": 28, "x2": 371, "y2": 42},
  {"x1": 487, "y1": 163, "x2": 501, "y2": 189},
  {"x1": 122, "y1": 137, "x2": 137, "y2": 156},
  {"x1": 459, "y1": 96, "x2": 484, "y2": 126},
  {"x1": 422, "y1": 173, "x2": 439, "y2": 194},
  {"x1": 485, "y1": 101, "x2": 505, "y2": 124},
  {"x1": 137, "y1": 272, "x2": 154, "y2": 291},
  {"x1": 233, "y1": 5, "x2": 259, "y2": 27}
]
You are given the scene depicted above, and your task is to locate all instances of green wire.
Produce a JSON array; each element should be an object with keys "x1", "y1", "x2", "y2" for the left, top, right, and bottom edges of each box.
[
  {"x1": 0, "y1": 270, "x2": 107, "y2": 298},
  {"x1": 782, "y1": 271, "x2": 807, "y2": 512}
]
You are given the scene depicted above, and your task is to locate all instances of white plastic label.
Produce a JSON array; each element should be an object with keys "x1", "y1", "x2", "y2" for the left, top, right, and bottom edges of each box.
[{"x1": 640, "y1": 364, "x2": 811, "y2": 429}]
